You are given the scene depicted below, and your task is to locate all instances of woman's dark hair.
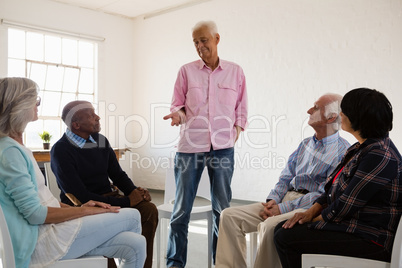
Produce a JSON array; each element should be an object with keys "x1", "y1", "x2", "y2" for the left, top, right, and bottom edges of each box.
[{"x1": 340, "y1": 88, "x2": 392, "y2": 139}]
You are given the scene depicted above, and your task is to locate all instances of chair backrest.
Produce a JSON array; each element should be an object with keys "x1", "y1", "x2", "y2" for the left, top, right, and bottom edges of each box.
[
  {"x1": 44, "y1": 162, "x2": 61, "y2": 201},
  {"x1": 164, "y1": 166, "x2": 211, "y2": 205},
  {"x1": 390, "y1": 216, "x2": 402, "y2": 268},
  {"x1": 0, "y1": 206, "x2": 16, "y2": 268}
]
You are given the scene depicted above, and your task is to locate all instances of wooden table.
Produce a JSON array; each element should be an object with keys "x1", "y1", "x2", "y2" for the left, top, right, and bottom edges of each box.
[{"x1": 32, "y1": 148, "x2": 127, "y2": 162}]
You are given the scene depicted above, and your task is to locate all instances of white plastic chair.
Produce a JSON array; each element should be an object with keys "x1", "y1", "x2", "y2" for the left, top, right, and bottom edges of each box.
[
  {"x1": 0, "y1": 206, "x2": 15, "y2": 268},
  {"x1": 302, "y1": 217, "x2": 402, "y2": 268},
  {"x1": 156, "y1": 166, "x2": 213, "y2": 268},
  {"x1": 44, "y1": 162, "x2": 61, "y2": 201},
  {"x1": 44, "y1": 163, "x2": 119, "y2": 266},
  {"x1": 0, "y1": 205, "x2": 106, "y2": 268},
  {"x1": 249, "y1": 231, "x2": 258, "y2": 267}
]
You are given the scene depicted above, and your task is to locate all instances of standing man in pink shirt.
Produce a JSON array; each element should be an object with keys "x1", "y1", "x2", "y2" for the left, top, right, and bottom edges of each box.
[{"x1": 163, "y1": 20, "x2": 248, "y2": 268}]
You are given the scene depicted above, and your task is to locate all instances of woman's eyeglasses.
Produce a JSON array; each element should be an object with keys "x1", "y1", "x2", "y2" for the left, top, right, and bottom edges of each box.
[{"x1": 36, "y1": 96, "x2": 41, "y2": 107}]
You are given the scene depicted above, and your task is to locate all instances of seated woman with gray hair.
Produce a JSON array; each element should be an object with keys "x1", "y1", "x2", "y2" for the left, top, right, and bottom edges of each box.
[{"x1": 0, "y1": 77, "x2": 146, "y2": 268}]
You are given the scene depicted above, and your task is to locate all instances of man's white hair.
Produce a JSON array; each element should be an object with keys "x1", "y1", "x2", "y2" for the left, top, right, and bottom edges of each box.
[
  {"x1": 192, "y1": 20, "x2": 218, "y2": 36},
  {"x1": 323, "y1": 93, "x2": 343, "y2": 131}
]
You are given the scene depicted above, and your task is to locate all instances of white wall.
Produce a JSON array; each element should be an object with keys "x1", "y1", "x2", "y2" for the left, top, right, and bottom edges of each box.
[
  {"x1": 1, "y1": 0, "x2": 401, "y2": 202},
  {"x1": 130, "y1": 0, "x2": 402, "y2": 201}
]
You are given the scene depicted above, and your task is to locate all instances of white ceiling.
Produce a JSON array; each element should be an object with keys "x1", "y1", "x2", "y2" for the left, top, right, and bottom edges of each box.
[{"x1": 49, "y1": 0, "x2": 212, "y2": 19}]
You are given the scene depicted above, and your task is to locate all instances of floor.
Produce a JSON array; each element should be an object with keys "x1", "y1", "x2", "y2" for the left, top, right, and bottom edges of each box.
[{"x1": 149, "y1": 189, "x2": 256, "y2": 268}]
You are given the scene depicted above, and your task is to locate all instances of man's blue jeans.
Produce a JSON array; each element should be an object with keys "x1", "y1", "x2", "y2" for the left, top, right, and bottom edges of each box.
[{"x1": 166, "y1": 147, "x2": 235, "y2": 268}]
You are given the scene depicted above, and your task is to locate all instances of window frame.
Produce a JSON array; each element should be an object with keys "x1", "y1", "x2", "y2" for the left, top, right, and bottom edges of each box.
[{"x1": 6, "y1": 27, "x2": 99, "y2": 149}]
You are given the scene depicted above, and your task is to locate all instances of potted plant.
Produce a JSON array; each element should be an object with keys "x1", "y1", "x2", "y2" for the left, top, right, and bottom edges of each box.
[{"x1": 39, "y1": 131, "x2": 52, "y2": 150}]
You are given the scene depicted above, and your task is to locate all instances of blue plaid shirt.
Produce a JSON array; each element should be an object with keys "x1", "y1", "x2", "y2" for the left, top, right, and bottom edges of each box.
[
  {"x1": 65, "y1": 129, "x2": 96, "y2": 148},
  {"x1": 267, "y1": 131, "x2": 350, "y2": 213}
]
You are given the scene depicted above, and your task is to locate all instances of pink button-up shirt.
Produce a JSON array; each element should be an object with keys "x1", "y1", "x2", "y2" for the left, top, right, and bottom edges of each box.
[{"x1": 171, "y1": 59, "x2": 248, "y2": 153}]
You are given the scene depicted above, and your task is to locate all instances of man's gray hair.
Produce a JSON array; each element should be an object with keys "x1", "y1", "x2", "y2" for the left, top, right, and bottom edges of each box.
[
  {"x1": 192, "y1": 20, "x2": 218, "y2": 36},
  {"x1": 323, "y1": 93, "x2": 343, "y2": 131}
]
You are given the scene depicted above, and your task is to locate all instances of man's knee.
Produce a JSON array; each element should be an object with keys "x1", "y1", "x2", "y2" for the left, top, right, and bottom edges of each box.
[
  {"x1": 258, "y1": 218, "x2": 278, "y2": 240},
  {"x1": 220, "y1": 207, "x2": 234, "y2": 219},
  {"x1": 136, "y1": 202, "x2": 158, "y2": 226}
]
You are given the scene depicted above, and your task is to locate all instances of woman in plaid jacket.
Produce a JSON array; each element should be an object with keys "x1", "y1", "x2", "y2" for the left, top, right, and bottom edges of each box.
[{"x1": 273, "y1": 88, "x2": 402, "y2": 268}]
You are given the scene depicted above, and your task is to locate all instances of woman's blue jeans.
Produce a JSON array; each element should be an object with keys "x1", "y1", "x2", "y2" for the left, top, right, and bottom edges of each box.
[
  {"x1": 166, "y1": 147, "x2": 235, "y2": 268},
  {"x1": 61, "y1": 208, "x2": 146, "y2": 268}
]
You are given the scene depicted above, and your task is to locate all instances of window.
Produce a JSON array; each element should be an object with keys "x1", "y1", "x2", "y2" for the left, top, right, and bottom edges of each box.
[{"x1": 7, "y1": 28, "x2": 98, "y2": 149}]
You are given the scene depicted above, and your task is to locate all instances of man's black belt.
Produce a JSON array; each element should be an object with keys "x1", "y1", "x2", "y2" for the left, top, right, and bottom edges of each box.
[{"x1": 289, "y1": 187, "x2": 309, "y2": 195}]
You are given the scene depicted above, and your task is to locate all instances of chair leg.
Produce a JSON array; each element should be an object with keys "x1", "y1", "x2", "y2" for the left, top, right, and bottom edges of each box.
[
  {"x1": 156, "y1": 218, "x2": 169, "y2": 268},
  {"x1": 107, "y1": 257, "x2": 117, "y2": 268},
  {"x1": 207, "y1": 213, "x2": 213, "y2": 268},
  {"x1": 249, "y1": 232, "x2": 258, "y2": 268},
  {"x1": 156, "y1": 218, "x2": 161, "y2": 268}
]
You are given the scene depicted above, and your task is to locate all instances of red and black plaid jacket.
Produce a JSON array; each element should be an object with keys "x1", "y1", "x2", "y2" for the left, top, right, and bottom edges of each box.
[{"x1": 312, "y1": 137, "x2": 402, "y2": 253}]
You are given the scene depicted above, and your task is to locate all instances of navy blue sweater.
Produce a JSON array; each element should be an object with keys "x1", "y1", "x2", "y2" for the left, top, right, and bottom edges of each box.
[{"x1": 50, "y1": 133, "x2": 136, "y2": 207}]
